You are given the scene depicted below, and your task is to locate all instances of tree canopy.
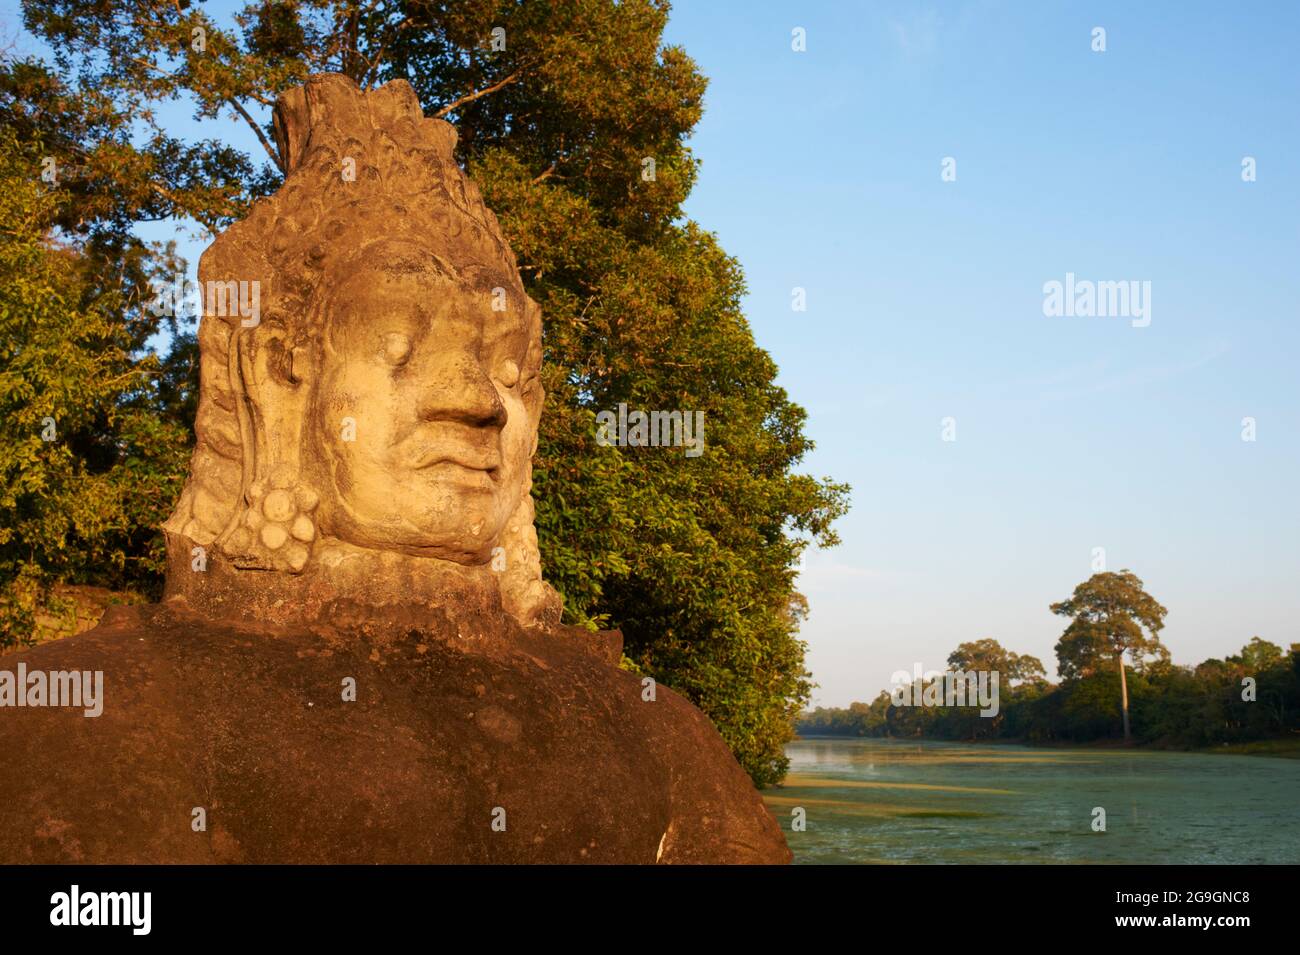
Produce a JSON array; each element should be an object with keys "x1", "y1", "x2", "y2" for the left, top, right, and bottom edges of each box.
[
  {"x1": 800, "y1": 633, "x2": 1299, "y2": 748},
  {"x1": 1050, "y1": 570, "x2": 1168, "y2": 739},
  {"x1": 1, "y1": 0, "x2": 848, "y2": 785},
  {"x1": 0, "y1": 127, "x2": 191, "y2": 638},
  {"x1": 947, "y1": 638, "x2": 1046, "y2": 685},
  {"x1": 1050, "y1": 571, "x2": 1169, "y2": 680}
]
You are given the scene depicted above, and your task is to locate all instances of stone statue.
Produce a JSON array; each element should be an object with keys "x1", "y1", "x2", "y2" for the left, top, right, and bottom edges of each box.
[
  {"x1": 165, "y1": 73, "x2": 557, "y2": 628},
  {"x1": 0, "y1": 75, "x2": 790, "y2": 865}
]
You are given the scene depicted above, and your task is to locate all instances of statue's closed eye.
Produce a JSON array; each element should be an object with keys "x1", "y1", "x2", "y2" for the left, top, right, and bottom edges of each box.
[{"x1": 382, "y1": 332, "x2": 412, "y2": 366}]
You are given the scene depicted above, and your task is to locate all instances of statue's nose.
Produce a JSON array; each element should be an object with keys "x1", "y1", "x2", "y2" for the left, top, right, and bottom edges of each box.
[{"x1": 414, "y1": 349, "x2": 507, "y2": 429}]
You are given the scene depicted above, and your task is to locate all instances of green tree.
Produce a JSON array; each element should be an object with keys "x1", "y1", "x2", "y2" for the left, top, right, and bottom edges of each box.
[
  {"x1": 7, "y1": 0, "x2": 848, "y2": 784},
  {"x1": 0, "y1": 127, "x2": 191, "y2": 645},
  {"x1": 947, "y1": 637, "x2": 1046, "y2": 685},
  {"x1": 1227, "y1": 636, "x2": 1284, "y2": 672},
  {"x1": 944, "y1": 637, "x2": 1047, "y2": 739},
  {"x1": 1051, "y1": 570, "x2": 1168, "y2": 740}
]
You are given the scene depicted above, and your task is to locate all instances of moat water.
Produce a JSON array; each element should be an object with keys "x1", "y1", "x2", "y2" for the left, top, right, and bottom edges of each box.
[{"x1": 764, "y1": 737, "x2": 1300, "y2": 864}]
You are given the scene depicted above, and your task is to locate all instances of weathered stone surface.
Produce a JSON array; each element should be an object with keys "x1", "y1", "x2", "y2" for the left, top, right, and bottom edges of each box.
[
  {"x1": 0, "y1": 74, "x2": 790, "y2": 864},
  {"x1": 163, "y1": 72, "x2": 558, "y2": 627},
  {"x1": 0, "y1": 602, "x2": 788, "y2": 863}
]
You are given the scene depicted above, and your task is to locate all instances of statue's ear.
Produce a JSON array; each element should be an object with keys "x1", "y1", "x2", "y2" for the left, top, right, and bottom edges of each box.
[
  {"x1": 215, "y1": 325, "x2": 319, "y2": 573},
  {"x1": 241, "y1": 322, "x2": 309, "y2": 403}
]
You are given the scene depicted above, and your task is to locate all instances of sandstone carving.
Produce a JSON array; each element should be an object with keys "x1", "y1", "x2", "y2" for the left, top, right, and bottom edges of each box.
[
  {"x1": 165, "y1": 73, "x2": 557, "y2": 628},
  {"x1": 0, "y1": 75, "x2": 791, "y2": 865}
]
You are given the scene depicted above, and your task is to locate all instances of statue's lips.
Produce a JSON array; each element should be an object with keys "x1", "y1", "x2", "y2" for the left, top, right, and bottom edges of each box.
[{"x1": 409, "y1": 449, "x2": 501, "y2": 486}]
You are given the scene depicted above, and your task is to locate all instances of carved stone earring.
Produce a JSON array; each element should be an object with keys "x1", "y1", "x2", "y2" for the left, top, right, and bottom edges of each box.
[{"x1": 222, "y1": 463, "x2": 320, "y2": 573}]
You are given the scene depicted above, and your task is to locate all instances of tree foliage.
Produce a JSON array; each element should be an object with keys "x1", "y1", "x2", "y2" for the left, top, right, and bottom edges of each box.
[
  {"x1": 799, "y1": 635, "x2": 1300, "y2": 748},
  {"x1": 1050, "y1": 570, "x2": 1168, "y2": 738},
  {"x1": 947, "y1": 637, "x2": 1046, "y2": 684},
  {"x1": 1050, "y1": 571, "x2": 1169, "y2": 680},
  {"x1": 0, "y1": 128, "x2": 192, "y2": 643},
  {"x1": 3, "y1": 0, "x2": 848, "y2": 785}
]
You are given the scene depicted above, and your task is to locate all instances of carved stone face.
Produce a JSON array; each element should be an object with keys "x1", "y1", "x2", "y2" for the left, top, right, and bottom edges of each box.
[
  {"x1": 164, "y1": 77, "x2": 563, "y2": 627},
  {"x1": 306, "y1": 253, "x2": 537, "y2": 563}
]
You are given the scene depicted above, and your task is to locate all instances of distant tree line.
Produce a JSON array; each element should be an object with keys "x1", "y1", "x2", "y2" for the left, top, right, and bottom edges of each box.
[{"x1": 799, "y1": 573, "x2": 1300, "y2": 748}]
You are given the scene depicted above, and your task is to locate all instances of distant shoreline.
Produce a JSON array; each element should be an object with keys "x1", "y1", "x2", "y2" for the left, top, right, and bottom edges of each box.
[{"x1": 792, "y1": 734, "x2": 1300, "y2": 759}]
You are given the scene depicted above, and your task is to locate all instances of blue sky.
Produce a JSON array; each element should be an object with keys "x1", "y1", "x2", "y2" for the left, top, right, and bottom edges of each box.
[
  {"x1": 4, "y1": 1, "x2": 1297, "y2": 706},
  {"x1": 662, "y1": 1, "x2": 1300, "y2": 705}
]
